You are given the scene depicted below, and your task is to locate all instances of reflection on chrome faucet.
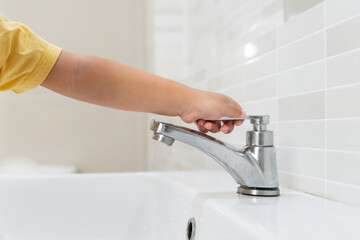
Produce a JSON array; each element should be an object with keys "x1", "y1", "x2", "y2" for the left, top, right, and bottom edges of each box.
[{"x1": 150, "y1": 115, "x2": 280, "y2": 197}]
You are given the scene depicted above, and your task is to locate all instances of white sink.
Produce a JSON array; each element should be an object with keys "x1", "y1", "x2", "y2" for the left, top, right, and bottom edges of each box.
[{"x1": 0, "y1": 171, "x2": 359, "y2": 240}]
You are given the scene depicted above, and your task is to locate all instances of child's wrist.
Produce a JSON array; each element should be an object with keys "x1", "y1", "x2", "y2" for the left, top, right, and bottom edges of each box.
[{"x1": 178, "y1": 87, "x2": 201, "y2": 122}]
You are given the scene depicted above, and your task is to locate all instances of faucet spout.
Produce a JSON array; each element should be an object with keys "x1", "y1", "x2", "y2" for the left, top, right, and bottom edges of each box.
[{"x1": 150, "y1": 118, "x2": 280, "y2": 197}]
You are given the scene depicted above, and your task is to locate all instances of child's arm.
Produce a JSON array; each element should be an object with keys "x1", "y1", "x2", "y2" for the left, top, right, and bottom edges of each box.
[{"x1": 41, "y1": 51, "x2": 246, "y2": 133}]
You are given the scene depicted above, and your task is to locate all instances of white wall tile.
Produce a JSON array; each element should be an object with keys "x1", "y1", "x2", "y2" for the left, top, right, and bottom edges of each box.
[
  {"x1": 277, "y1": 2, "x2": 324, "y2": 46},
  {"x1": 278, "y1": 32, "x2": 325, "y2": 71},
  {"x1": 245, "y1": 75, "x2": 276, "y2": 101},
  {"x1": 279, "y1": 171, "x2": 325, "y2": 197},
  {"x1": 223, "y1": 85, "x2": 247, "y2": 105},
  {"x1": 278, "y1": 92, "x2": 325, "y2": 121},
  {"x1": 327, "y1": 119, "x2": 360, "y2": 152},
  {"x1": 277, "y1": 61, "x2": 325, "y2": 96},
  {"x1": 326, "y1": 181, "x2": 360, "y2": 208},
  {"x1": 242, "y1": 99, "x2": 277, "y2": 121},
  {"x1": 245, "y1": 51, "x2": 277, "y2": 81},
  {"x1": 222, "y1": 65, "x2": 247, "y2": 88},
  {"x1": 207, "y1": 77, "x2": 223, "y2": 92},
  {"x1": 327, "y1": 49, "x2": 360, "y2": 87},
  {"x1": 278, "y1": 121, "x2": 325, "y2": 148},
  {"x1": 326, "y1": 0, "x2": 360, "y2": 26},
  {"x1": 242, "y1": 30, "x2": 277, "y2": 60},
  {"x1": 327, "y1": 15, "x2": 360, "y2": 57},
  {"x1": 277, "y1": 147, "x2": 325, "y2": 178},
  {"x1": 327, "y1": 151, "x2": 360, "y2": 186},
  {"x1": 327, "y1": 85, "x2": 360, "y2": 118}
]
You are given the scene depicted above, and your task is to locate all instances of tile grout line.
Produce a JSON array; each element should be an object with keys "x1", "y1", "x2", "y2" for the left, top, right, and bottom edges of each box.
[
  {"x1": 277, "y1": 145, "x2": 360, "y2": 154},
  {"x1": 242, "y1": 97, "x2": 277, "y2": 105},
  {"x1": 327, "y1": 149, "x2": 360, "y2": 154},
  {"x1": 277, "y1": 88, "x2": 325, "y2": 99},
  {"x1": 319, "y1": 81, "x2": 360, "y2": 91},
  {"x1": 188, "y1": 49, "x2": 277, "y2": 85},
  {"x1": 326, "y1": 46, "x2": 360, "y2": 60},
  {"x1": 219, "y1": 74, "x2": 277, "y2": 93},
  {"x1": 276, "y1": 46, "x2": 360, "y2": 76},
  {"x1": 326, "y1": 9, "x2": 360, "y2": 29},
  {"x1": 218, "y1": 70, "x2": 360, "y2": 101},
  {"x1": 277, "y1": 58, "x2": 324, "y2": 75},
  {"x1": 276, "y1": 116, "x2": 360, "y2": 123},
  {"x1": 277, "y1": 81, "x2": 360, "y2": 99},
  {"x1": 278, "y1": 170, "x2": 325, "y2": 182},
  {"x1": 277, "y1": 28, "x2": 324, "y2": 50},
  {"x1": 220, "y1": 70, "x2": 360, "y2": 97},
  {"x1": 275, "y1": 25, "x2": 280, "y2": 151},
  {"x1": 326, "y1": 179, "x2": 360, "y2": 190},
  {"x1": 324, "y1": 1, "x2": 328, "y2": 198},
  {"x1": 280, "y1": 170, "x2": 360, "y2": 190},
  {"x1": 277, "y1": 145, "x2": 326, "y2": 152}
]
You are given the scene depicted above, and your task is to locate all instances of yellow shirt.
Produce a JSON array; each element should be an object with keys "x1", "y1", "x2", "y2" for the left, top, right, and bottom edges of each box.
[{"x1": 0, "y1": 13, "x2": 61, "y2": 93}]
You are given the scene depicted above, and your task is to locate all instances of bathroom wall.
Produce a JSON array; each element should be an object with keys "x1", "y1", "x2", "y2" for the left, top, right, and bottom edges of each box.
[
  {"x1": 148, "y1": 0, "x2": 360, "y2": 207},
  {"x1": 1, "y1": 0, "x2": 148, "y2": 172},
  {"x1": 284, "y1": 0, "x2": 324, "y2": 21}
]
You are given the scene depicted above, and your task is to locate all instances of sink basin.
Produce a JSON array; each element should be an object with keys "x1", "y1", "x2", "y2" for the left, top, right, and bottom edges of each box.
[
  {"x1": 0, "y1": 172, "x2": 192, "y2": 240},
  {"x1": 0, "y1": 171, "x2": 359, "y2": 240}
]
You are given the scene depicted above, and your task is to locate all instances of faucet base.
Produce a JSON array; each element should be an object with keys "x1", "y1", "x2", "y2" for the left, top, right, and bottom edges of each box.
[{"x1": 238, "y1": 186, "x2": 280, "y2": 197}]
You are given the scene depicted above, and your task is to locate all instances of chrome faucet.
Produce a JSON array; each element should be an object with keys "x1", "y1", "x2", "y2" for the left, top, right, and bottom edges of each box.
[{"x1": 150, "y1": 115, "x2": 280, "y2": 197}]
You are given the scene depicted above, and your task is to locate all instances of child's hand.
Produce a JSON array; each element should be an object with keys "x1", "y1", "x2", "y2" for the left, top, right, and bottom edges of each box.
[{"x1": 180, "y1": 90, "x2": 246, "y2": 134}]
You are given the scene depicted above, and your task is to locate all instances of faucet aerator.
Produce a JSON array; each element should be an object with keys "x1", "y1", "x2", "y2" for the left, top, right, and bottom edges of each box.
[{"x1": 153, "y1": 132, "x2": 175, "y2": 146}]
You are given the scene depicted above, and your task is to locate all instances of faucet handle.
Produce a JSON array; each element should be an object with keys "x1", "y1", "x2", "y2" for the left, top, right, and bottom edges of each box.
[{"x1": 216, "y1": 115, "x2": 270, "y2": 131}]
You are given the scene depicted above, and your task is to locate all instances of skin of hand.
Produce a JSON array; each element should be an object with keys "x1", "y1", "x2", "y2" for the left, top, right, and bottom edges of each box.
[
  {"x1": 179, "y1": 91, "x2": 246, "y2": 133},
  {"x1": 41, "y1": 50, "x2": 246, "y2": 134}
]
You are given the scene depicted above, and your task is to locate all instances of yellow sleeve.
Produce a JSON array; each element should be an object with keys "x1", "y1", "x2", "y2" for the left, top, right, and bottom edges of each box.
[{"x1": 0, "y1": 14, "x2": 62, "y2": 93}]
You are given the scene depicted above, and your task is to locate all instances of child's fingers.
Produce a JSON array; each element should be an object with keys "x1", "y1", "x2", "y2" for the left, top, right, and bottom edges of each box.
[
  {"x1": 196, "y1": 120, "x2": 208, "y2": 133},
  {"x1": 234, "y1": 119, "x2": 244, "y2": 126},
  {"x1": 234, "y1": 111, "x2": 246, "y2": 126},
  {"x1": 220, "y1": 120, "x2": 234, "y2": 134},
  {"x1": 204, "y1": 121, "x2": 221, "y2": 133}
]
